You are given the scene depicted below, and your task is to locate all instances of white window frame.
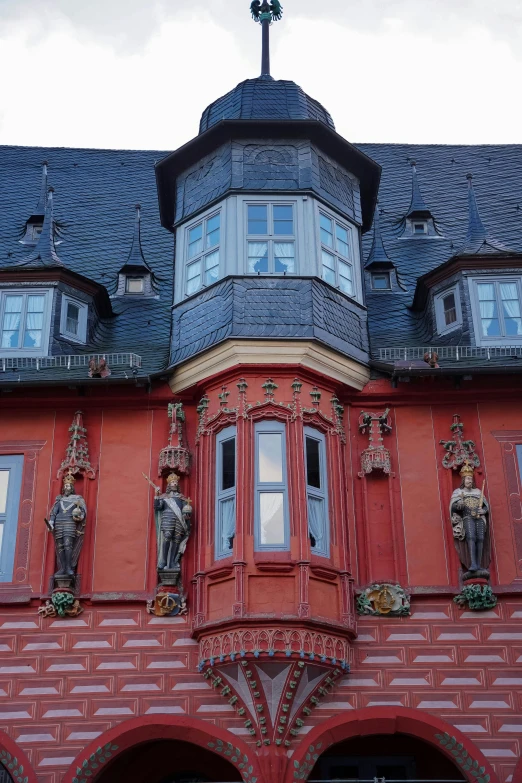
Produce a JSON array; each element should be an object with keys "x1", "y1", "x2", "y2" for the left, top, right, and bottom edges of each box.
[
  {"x1": 317, "y1": 204, "x2": 359, "y2": 301},
  {"x1": 0, "y1": 455, "x2": 23, "y2": 582},
  {"x1": 254, "y1": 420, "x2": 290, "y2": 552},
  {"x1": 60, "y1": 294, "x2": 88, "y2": 343},
  {"x1": 215, "y1": 426, "x2": 236, "y2": 560},
  {"x1": 245, "y1": 199, "x2": 297, "y2": 276},
  {"x1": 183, "y1": 208, "x2": 222, "y2": 297},
  {"x1": 412, "y1": 220, "x2": 428, "y2": 235},
  {"x1": 304, "y1": 427, "x2": 330, "y2": 558},
  {"x1": 434, "y1": 284, "x2": 462, "y2": 335},
  {"x1": 469, "y1": 275, "x2": 522, "y2": 346},
  {"x1": 371, "y1": 271, "x2": 392, "y2": 291},
  {"x1": 0, "y1": 288, "x2": 53, "y2": 358}
]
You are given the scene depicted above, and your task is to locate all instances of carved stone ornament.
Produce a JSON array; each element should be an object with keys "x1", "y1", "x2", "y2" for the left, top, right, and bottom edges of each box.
[
  {"x1": 450, "y1": 461, "x2": 491, "y2": 580},
  {"x1": 358, "y1": 408, "x2": 392, "y2": 476},
  {"x1": 440, "y1": 414, "x2": 481, "y2": 471},
  {"x1": 57, "y1": 410, "x2": 96, "y2": 480},
  {"x1": 158, "y1": 401, "x2": 191, "y2": 476},
  {"x1": 38, "y1": 590, "x2": 83, "y2": 618},
  {"x1": 454, "y1": 581, "x2": 497, "y2": 611},
  {"x1": 147, "y1": 589, "x2": 187, "y2": 617},
  {"x1": 357, "y1": 583, "x2": 410, "y2": 616}
]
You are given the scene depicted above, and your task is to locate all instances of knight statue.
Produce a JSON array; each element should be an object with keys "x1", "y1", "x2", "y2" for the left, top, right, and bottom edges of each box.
[
  {"x1": 450, "y1": 462, "x2": 491, "y2": 579},
  {"x1": 154, "y1": 473, "x2": 192, "y2": 577},
  {"x1": 46, "y1": 471, "x2": 87, "y2": 581}
]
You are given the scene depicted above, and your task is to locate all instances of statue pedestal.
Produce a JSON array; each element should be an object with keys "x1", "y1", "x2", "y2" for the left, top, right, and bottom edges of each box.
[
  {"x1": 54, "y1": 574, "x2": 75, "y2": 591},
  {"x1": 462, "y1": 570, "x2": 490, "y2": 582},
  {"x1": 158, "y1": 568, "x2": 181, "y2": 588}
]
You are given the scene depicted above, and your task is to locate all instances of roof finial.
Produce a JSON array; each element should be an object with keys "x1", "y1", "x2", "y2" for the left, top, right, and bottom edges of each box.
[
  {"x1": 19, "y1": 186, "x2": 63, "y2": 268},
  {"x1": 34, "y1": 160, "x2": 48, "y2": 216},
  {"x1": 454, "y1": 173, "x2": 514, "y2": 256},
  {"x1": 119, "y1": 203, "x2": 151, "y2": 274},
  {"x1": 406, "y1": 159, "x2": 431, "y2": 219},
  {"x1": 250, "y1": 1, "x2": 283, "y2": 78}
]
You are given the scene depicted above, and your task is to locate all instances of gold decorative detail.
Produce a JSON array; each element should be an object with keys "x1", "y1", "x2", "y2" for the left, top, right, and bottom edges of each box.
[{"x1": 460, "y1": 461, "x2": 475, "y2": 477}]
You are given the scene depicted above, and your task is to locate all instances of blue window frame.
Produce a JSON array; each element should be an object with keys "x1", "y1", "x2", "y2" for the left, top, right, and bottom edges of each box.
[
  {"x1": 254, "y1": 420, "x2": 289, "y2": 551},
  {"x1": 304, "y1": 427, "x2": 330, "y2": 557},
  {"x1": 215, "y1": 426, "x2": 236, "y2": 559},
  {"x1": 0, "y1": 456, "x2": 23, "y2": 582}
]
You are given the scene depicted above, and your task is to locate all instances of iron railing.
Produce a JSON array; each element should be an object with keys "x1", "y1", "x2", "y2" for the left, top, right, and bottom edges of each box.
[
  {"x1": 0, "y1": 352, "x2": 142, "y2": 372},
  {"x1": 377, "y1": 345, "x2": 522, "y2": 362}
]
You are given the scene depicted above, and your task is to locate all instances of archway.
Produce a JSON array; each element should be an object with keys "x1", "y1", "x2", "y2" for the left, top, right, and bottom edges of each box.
[
  {"x1": 285, "y1": 708, "x2": 499, "y2": 783},
  {"x1": 0, "y1": 732, "x2": 38, "y2": 783},
  {"x1": 62, "y1": 716, "x2": 262, "y2": 783}
]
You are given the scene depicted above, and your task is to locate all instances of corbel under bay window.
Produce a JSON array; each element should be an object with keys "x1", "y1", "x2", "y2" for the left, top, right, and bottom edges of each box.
[
  {"x1": 60, "y1": 295, "x2": 88, "y2": 343},
  {"x1": 254, "y1": 420, "x2": 289, "y2": 551},
  {"x1": 0, "y1": 289, "x2": 52, "y2": 357},
  {"x1": 304, "y1": 427, "x2": 330, "y2": 557},
  {"x1": 469, "y1": 277, "x2": 522, "y2": 345},
  {"x1": 185, "y1": 211, "x2": 221, "y2": 296},
  {"x1": 0, "y1": 456, "x2": 23, "y2": 582},
  {"x1": 434, "y1": 284, "x2": 462, "y2": 335},
  {"x1": 215, "y1": 426, "x2": 236, "y2": 559}
]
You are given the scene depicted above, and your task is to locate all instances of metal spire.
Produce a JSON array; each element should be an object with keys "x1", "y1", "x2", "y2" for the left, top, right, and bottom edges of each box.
[
  {"x1": 406, "y1": 160, "x2": 431, "y2": 218},
  {"x1": 34, "y1": 161, "x2": 48, "y2": 216},
  {"x1": 455, "y1": 173, "x2": 514, "y2": 256},
  {"x1": 119, "y1": 204, "x2": 152, "y2": 273},
  {"x1": 365, "y1": 204, "x2": 394, "y2": 268},
  {"x1": 250, "y1": 1, "x2": 283, "y2": 77}
]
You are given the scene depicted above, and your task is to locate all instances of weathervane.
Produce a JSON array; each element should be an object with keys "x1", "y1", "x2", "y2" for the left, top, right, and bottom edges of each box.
[{"x1": 250, "y1": 1, "x2": 283, "y2": 77}]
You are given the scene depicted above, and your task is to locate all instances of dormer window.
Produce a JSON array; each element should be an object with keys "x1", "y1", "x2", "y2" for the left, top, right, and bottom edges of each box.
[
  {"x1": 126, "y1": 276, "x2": 144, "y2": 294},
  {"x1": 413, "y1": 221, "x2": 427, "y2": 235},
  {"x1": 20, "y1": 222, "x2": 43, "y2": 245},
  {"x1": 60, "y1": 295, "x2": 87, "y2": 343},
  {"x1": 435, "y1": 285, "x2": 462, "y2": 335},
  {"x1": 371, "y1": 272, "x2": 391, "y2": 290},
  {"x1": 469, "y1": 277, "x2": 522, "y2": 344},
  {"x1": 0, "y1": 289, "x2": 52, "y2": 356}
]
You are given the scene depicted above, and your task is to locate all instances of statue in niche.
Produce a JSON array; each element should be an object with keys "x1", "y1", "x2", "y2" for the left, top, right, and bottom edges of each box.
[
  {"x1": 46, "y1": 471, "x2": 87, "y2": 581},
  {"x1": 154, "y1": 473, "x2": 192, "y2": 580},
  {"x1": 450, "y1": 462, "x2": 491, "y2": 579}
]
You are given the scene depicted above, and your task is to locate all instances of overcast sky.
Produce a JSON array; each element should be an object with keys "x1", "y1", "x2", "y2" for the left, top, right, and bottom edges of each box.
[{"x1": 1, "y1": 0, "x2": 522, "y2": 150}]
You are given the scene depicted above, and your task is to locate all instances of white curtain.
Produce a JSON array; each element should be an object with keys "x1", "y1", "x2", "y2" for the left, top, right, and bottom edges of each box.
[
  {"x1": 477, "y1": 284, "x2": 497, "y2": 334},
  {"x1": 25, "y1": 296, "x2": 44, "y2": 347},
  {"x1": 259, "y1": 492, "x2": 284, "y2": 545},
  {"x1": 3, "y1": 296, "x2": 22, "y2": 331},
  {"x1": 308, "y1": 496, "x2": 324, "y2": 551},
  {"x1": 274, "y1": 242, "x2": 295, "y2": 273},
  {"x1": 248, "y1": 242, "x2": 268, "y2": 273},
  {"x1": 220, "y1": 497, "x2": 235, "y2": 553},
  {"x1": 500, "y1": 283, "x2": 522, "y2": 334}
]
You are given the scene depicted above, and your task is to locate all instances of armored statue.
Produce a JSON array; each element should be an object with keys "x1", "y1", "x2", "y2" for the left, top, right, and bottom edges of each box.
[
  {"x1": 450, "y1": 462, "x2": 491, "y2": 578},
  {"x1": 154, "y1": 473, "x2": 192, "y2": 574},
  {"x1": 46, "y1": 471, "x2": 87, "y2": 579}
]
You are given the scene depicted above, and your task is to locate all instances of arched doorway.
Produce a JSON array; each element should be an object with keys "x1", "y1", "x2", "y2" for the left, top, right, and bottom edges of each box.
[
  {"x1": 311, "y1": 733, "x2": 465, "y2": 781},
  {"x1": 95, "y1": 739, "x2": 241, "y2": 783}
]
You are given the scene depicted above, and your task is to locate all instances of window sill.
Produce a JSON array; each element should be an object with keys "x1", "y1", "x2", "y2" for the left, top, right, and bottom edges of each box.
[
  {"x1": 254, "y1": 552, "x2": 294, "y2": 572},
  {"x1": 207, "y1": 561, "x2": 234, "y2": 580},
  {"x1": 310, "y1": 562, "x2": 338, "y2": 581}
]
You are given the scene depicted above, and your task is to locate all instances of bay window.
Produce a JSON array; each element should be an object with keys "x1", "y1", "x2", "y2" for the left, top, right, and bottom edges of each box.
[
  {"x1": 185, "y1": 211, "x2": 221, "y2": 296},
  {"x1": 215, "y1": 426, "x2": 236, "y2": 559},
  {"x1": 304, "y1": 428, "x2": 329, "y2": 557},
  {"x1": 0, "y1": 456, "x2": 23, "y2": 582},
  {"x1": 470, "y1": 277, "x2": 522, "y2": 344},
  {"x1": 247, "y1": 203, "x2": 295, "y2": 275},
  {"x1": 254, "y1": 420, "x2": 289, "y2": 551},
  {"x1": 0, "y1": 289, "x2": 52, "y2": 356}
]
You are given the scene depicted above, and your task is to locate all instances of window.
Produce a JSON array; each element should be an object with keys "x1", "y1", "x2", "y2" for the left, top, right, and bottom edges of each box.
[
  {"x1": 126, "y1": 277, "x2": 144, "y2": 294},
  {"x1": 412, "y1": 221, "x2": 427, "y2": 235},
  {"x1": 60, "y1": 295, "x2": 88, "y2": 343},
  {"x1": 254, "y1": 421, "x2": 289, "y2": 551},
  {"x1": 247, "y1": 203, "x2": 295, "y2": 275},
  {"x1": 185, "y1": 212, "x2": 220, "y2": 296},
  {"x1": 371, "y1": 272, "x2": 391, "y2": 290},
  {"x1": 434, "y1": 285, "x2": 462, "y2": 335},
  {"x1": 0, "y1": 456, "x2": 23, "y2": 582},
  {"x1": 304, "y1": 428, "x2": 329, "y2": 557},
  {"x1": 320, "y1": 212, "x2": 355, "y2": 296},
  {"x1": 470, "y1": 278, "x2": 522, "y2": 344},
  {"x1": 0, "y1": 289, "x2": 52, "y2": 356},
  {"x1": 215, "y1": 426, "x2": 236, "y2": 559}
]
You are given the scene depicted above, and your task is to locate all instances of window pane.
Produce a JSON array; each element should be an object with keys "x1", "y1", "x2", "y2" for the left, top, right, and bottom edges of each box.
[
  {"x1": 258, "y1": 433, "x2": 283, "y2": 483},
  {"x1": 259, "y1": 492, "x2": 285, "y2": 545},
  {"x1": 188, "y1": 223, "x2": 203, "y2": 258},
  {"x1": 273, "y1": 205, "x2": 293, "y2": 235},
  {"x1": 204, "y1": 250, "x2": 219, "y2": 285},
  {"x1": 221, "y1": 437, "x2": 235, "y2": 491},
  {"x1": 0, "y1": 472, "x2": 8, "y2": 514},
  {"x1": 500, "y1": 282, "x2": 522, "y2": 336},
  {"x1": 66, "y1": 303, "x2": 80, "y2": 335},
  {"x1": 372, "y1": 273, "x2": 390, "y2": 290},
  {"x1": 414, "y1": 222, "x2": 426, "y2": 234},
  {"x1": 308, "y1": 496, "x2": 325, "y2": 550},
  {"x1": 320, "y1": 214, "x2": 333, "y2": 248},
  {"x1": 305, "y1": 437, "x2": 321, "y2": 489},
  {"x1": 23, "y1": 296, "x2": 45, "y2": 348},
  {"x1": 274, "y1": 242, "x2": 295, "y2": 274},
  {"x1": 206, "y1": 214, "x2": 220, "y2": 248},
  {"x1": 2, "y1": 296, "x2": 22, "y2": 348},
  {"x1": 126, "y1": 277, "x2": 144, "y2": 293},
  {"x1": 186, "y1": 261, "x2": 201, "y2": 295},
  {"x1": 477, "y1": 283, "x2": 500, "y2": 336},
  {"x1": 0, "y1": 523, "x2": 4, "y2": 557},
  {"x1": 248, "y1": 205, "x2": 268, "y2": 235},
  {"x1": 338, "y1": 261, "x2": 354, "y2": 295},
  {"x1": 219, "y1": 497, "x2": 235, "y2": 552},
  {"x1": 248, "y1": 242, "x2": 268, "y2": 273},
  {"x1": 322, "y1": 250, "x2": 336, "y2": 286},
  {"x1": 443, "y1": 293, "x2": 457, "y2": 325},
  {"x1": 335, "y1": 224, "x2": 350, "y2": 257}
]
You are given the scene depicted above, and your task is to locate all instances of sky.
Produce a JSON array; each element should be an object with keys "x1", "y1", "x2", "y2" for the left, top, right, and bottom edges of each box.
[{"x1": 1, "y1": 0, "x2": 522, "y2": 150}]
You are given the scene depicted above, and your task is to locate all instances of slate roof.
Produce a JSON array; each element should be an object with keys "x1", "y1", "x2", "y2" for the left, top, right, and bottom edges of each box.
[
  {"x1": 198, "y1": 77, "x2": 336, "y2": 134},
  {"x1": 0, "y1": 145, "x2": 173, "y2": 382},
  {"x1": 356, "y1": 143, "x2": 522, "y2": 355}
]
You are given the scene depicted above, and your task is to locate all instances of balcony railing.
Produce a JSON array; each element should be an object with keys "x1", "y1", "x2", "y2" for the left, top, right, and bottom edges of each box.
[
  {"x1": 0, "y1": 353, "x2": 142, "y2": 372},
  {"x1": 377, "y1": 345, "x2": 522, "y2": 362}
]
